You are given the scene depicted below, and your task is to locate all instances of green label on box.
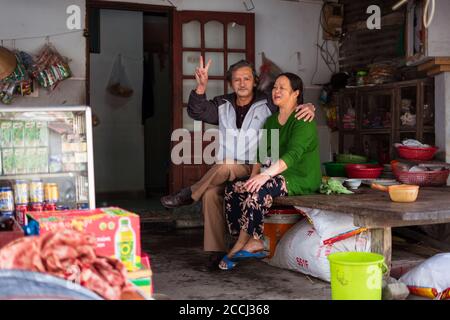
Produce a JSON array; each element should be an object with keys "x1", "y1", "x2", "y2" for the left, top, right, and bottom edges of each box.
[
  {"x1": 0, "y1": 121, "x2": 13, "y2": 148},
  {"x1": 12, "y1": 121, "x2": 24, "y2": 147}
]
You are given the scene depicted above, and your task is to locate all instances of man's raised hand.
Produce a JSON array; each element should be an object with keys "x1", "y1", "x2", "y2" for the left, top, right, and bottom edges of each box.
[{"x1": 195, "y1": 56, "x2": 212, "y2": 95}]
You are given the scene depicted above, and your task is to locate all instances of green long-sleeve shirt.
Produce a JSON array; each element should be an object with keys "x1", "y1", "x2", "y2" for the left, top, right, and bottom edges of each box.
[{"x1": 257, "y1": 112, "x2": 322, "y2": 195}]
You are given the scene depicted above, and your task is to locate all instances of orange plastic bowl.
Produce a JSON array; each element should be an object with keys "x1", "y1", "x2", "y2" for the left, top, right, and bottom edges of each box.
[{"x1": 387, "y1": 185, "x2": 419, "y2": 203}]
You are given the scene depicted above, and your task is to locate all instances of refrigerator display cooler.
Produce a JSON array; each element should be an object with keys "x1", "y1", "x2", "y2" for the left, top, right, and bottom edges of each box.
[{"x1": 0, "y1": 106, "x2": 95, "y2": 213}]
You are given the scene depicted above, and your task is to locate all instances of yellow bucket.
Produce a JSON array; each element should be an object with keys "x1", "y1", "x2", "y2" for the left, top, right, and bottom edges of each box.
[{"x1": 328, "y1": 252, "x2": 387, "y2": 300}]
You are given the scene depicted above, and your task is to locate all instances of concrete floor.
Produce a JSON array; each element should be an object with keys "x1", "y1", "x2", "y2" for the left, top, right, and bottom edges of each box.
[
  {"x1": 103, "y1": 196, "x2": 431, "y2": 300},
  {"x1": 142, "y1": 228, "x2": 332, "y2": 300},
  {"x1": 102, "y1": 196, "x2": 331, "y2": 299}
]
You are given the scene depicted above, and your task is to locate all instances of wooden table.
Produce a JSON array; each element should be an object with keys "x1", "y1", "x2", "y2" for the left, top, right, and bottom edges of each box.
[{"x1": 274, "y1": 187, "x2": 450, "y2": 273}]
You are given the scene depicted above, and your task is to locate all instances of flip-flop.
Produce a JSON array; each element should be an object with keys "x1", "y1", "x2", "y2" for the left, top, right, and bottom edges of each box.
[
  {"x1": 218, "y1": 255, "x2": 237, "y2": 270},
  {"x1": 231, "y1": 250, "x2": 268, "y2": 262}
]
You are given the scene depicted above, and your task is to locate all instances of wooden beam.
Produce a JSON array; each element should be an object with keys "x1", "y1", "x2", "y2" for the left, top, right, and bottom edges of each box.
[
  {"x1": 418, "y1": 57, "x2": 450, "y2": 72},
  {"x1": 427, "y1": 65, "x2": 450, "y2": 77},
  {"x1": 370, "y1": 228, "x2": 392, "y2": 277},
  {"x1": 352, "y1": 215, "x2": 450, "y2": 228},
  {"x1": 87, "y1": 0, "x2": 174, "y2": 13},
  {"x1": 345, "y1": 12, "x2": 404, "y2": 32}
]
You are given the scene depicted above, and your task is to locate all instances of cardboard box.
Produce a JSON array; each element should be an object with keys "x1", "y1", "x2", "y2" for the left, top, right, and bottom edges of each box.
[
  {"x1": 0, "y1": 218, "x2": 24, "y2": 249},
  {"x1": 127, "y1": 253, "x2": 153, "y2": 299},
  {"x1": 28, "y1": 207, "x2": 141, "y2": 271}
]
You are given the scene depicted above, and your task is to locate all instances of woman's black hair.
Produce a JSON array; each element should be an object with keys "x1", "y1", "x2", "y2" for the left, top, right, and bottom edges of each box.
[
  {"x1": 275, "y1": 72, "x2": 304, "y2": 104},
  {"x1": 226, "y1": 60, "x2": 259, "y2": 85}
]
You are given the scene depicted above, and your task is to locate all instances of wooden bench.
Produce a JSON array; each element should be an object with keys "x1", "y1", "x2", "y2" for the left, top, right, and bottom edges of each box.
[{"x1": 274, "y1": 187, "x2": 450, "y2": 275}]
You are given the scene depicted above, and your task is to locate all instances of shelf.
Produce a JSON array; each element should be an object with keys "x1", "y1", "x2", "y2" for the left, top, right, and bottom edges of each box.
[
  {"x1": 338, "y1": 79, "x2": 435, "y2": 161},
  {"x1": 360, "y1": 128, "x2": 391, "y2": 134},
  {"x1": 0, "y1": 172, "x2": 84, "y2": 181}
]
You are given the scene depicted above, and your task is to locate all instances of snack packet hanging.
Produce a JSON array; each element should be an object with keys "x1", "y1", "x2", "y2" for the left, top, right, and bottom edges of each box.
[{"x1": 31, "y1": 44, "x2": 71, "y2": 91}]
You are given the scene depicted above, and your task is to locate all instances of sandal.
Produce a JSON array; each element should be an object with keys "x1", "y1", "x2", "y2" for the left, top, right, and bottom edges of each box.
[
  {"x1": 231, "y1": 250, "x2": 267, "y2": 262},
  {"x1": 218, "y1": 255, "x2": 237, "y2": 270}
]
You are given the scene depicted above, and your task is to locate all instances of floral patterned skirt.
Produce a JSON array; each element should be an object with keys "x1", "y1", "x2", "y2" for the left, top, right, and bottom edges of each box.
[{"x1": 224, "y1": 175, "x2": 288, "y2": 239}]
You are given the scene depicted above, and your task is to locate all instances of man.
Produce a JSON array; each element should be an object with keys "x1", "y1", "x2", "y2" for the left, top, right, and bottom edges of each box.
[{"x1": 161, "y1": 57, "x2": 315, "y2": 269}]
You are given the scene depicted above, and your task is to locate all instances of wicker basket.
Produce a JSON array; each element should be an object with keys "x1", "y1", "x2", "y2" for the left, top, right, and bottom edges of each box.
[{"x1": 391, "y1": 161, "x2": 449, "y2": 187}]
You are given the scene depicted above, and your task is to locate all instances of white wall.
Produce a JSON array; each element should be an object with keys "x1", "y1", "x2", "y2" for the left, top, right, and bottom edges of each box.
[
  {"x1": 90, "y1": 9, "x2": 145, "y2": 192},
  {"x1": 101, "y1": 0, "x2": 334, "y2": 162},
  {"x1": 435, "y1": 73, "x2": 450, "y2": 162},
  {"x1": 103, "y1": 0, "x2": 334, "y2": 85},
  {"x1": 102, "y1": 3, "x2": 333, "y2": 83},
  {"x1": 0, "y1": 0, "x2": 86, "y2": 105},
  {"x1": 427, "y1": 0, "x2": 450, "y2": 57}
]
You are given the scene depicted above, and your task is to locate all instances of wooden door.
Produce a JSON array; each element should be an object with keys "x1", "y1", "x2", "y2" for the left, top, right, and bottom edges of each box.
[{"x1": 170, "y1": 10, "x2": 255, "y2": 193}]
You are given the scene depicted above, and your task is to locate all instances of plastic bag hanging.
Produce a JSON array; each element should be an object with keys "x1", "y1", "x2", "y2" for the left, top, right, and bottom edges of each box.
[
  {"x1": 106, "y1": 54, "x2": 134, "y2": 98},
  {"x1": 257, "y1": 52, "x2": 283, "y2": 93}
]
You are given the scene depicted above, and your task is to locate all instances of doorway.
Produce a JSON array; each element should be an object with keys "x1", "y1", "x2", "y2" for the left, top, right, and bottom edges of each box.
[
  {"x1": 86, "y1": 1, "x2": 173, "y2": 207},
  {"x1": 142, "y1": 13, "x2": 171, "y2": 195}
]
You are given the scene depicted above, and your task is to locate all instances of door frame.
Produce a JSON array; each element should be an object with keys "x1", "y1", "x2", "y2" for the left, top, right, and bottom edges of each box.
[
  {"x1": 85, "y1": 1, "x2": 175, "y2": 198},
  {"x1": 171, "y1": 10, "x2": 255, "y2": 193},
  {"x1": 86, "y1": 0, "x2": 175, "y2": 106}
]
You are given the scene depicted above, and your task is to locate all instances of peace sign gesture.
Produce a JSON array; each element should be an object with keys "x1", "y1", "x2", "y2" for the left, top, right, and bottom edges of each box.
[{"x1": 195, "y1": 55, "x2": 212, "y2": 95}]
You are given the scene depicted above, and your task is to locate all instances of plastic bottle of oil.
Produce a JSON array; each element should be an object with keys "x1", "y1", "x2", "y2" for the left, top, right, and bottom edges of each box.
[{"x1": 115, "y1": 217, "x2": 136, "y2": 270}]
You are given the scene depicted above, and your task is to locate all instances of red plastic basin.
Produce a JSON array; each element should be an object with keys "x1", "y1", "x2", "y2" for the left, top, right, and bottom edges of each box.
[
  {"x1": 345, "y1": 164, "x2": 383, "y2": 179},
  {"x1": 396, "y1": 145, "x2": 438, "y2": 161}
]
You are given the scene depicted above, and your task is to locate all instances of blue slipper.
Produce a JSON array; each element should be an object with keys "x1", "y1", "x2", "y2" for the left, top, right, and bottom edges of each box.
[
  {"x1": 218, "y1": 255, "x2": 237, "y2": 270},
  {"x1": 231, "y1": 250, "x2": 268, "y2": 262}
]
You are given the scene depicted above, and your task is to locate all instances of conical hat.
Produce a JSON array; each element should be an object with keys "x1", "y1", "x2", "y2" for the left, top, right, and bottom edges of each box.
[{"x1": 0, "y1": 47, "x2": 17, "y2": 80}]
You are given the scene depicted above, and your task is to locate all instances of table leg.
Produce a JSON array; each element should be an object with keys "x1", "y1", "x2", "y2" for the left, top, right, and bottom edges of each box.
[{"x1": 370, "y1": 227, "x2": 392, "y2": 277}]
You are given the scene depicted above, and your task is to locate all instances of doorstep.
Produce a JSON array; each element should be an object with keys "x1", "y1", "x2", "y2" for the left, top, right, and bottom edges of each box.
[
  {"x1": 96, "y1": 198, "x2": 204, "y2": 231},
  {"x1": 138, "y1": 202, "x2": 204, "y2": 230}
]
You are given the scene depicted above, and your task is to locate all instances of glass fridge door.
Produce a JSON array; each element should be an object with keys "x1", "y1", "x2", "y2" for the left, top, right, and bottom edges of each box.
[{"x1": 0, "y1": 106, "x2": 95, "y2": 210}]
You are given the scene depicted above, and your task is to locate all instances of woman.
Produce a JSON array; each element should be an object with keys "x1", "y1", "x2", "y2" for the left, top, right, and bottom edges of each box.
[{"x1": 219, "y1": 72, "x2": 322, "y2": 270}]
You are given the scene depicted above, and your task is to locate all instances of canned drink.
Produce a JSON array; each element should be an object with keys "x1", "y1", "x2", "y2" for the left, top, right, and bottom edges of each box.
[
  {"x1": 44, "y1": 183, "x2": 59, "y2": 203},
  {"x1": 0, "y1": 212, "x2": 14, "y2": 219},
  {"x1": 77, "y1": 203, "x2": 89, "y2": 210},
  {"x1": 0, "y1": 187, "x2": 14, "y2": 213},
  {"x1": 15, "y1": 204, "x2": 28, "y2": 226},
  {"x1": 14, "y1": 180, "x2": 29, "y2": 205},
  {"x1": 29, "y1": 179, "x2": 44, "y2": 203},
  {"x1": 43, "y1": 202, "x2": 56, "y2": 211},
  {"x1": 30, "y1": 203, "x2": 43, "y2": 212}
]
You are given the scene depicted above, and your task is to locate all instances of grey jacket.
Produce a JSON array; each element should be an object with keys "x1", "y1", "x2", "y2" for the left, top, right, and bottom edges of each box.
[{"x1": 187, "y1": 90, "x2": 277, "y2": 162}]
